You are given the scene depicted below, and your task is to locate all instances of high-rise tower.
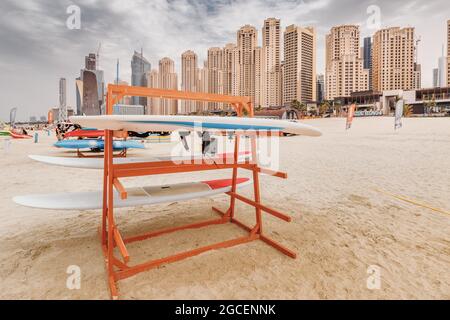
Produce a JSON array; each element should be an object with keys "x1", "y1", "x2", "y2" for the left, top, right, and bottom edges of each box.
[
  {"x1": 325, "y1": 25, "x2": 368, "y2": 100},
  {"x1": 181, "y1": 50, "x2": 198, "y2": 114},
  {"x1": 261, "y1": 18, "x2": 282, "y2": 108},
  {"x1": 131, "y1": 51, "x2": 151, "y2": 106},
  {"x1": 283, "y1": 25, "x2": 317, "y2": 105},
  {"x1": 372, "y1": 27, "x2": 416, "y2": 91}
]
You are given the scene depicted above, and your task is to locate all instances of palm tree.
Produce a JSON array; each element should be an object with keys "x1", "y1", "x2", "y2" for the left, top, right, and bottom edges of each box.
[
  {"x1": 403, "y1": 104, "x2": 413, "y2": 117},
  {"x1": 319, "y1": 101, "x2": 331, "y2": 116},
  {"x1": 291, "y1": 99, "x2": 301, "y2": 111}
]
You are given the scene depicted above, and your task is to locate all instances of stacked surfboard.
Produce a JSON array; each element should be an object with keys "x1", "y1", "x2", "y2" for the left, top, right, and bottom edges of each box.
[{"x1": 14, "y1": 115, "x2": 321, "y2": 211}]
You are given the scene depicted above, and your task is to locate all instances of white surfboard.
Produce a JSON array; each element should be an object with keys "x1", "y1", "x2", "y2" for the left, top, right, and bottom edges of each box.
[
  {"x1": 28, "y1": 152, "x2": 252, "y2": 170},
  {"x1": 13, "y1": 178, "x2": 252, "y2": 210},
  {"x1": 69, "y1": 115, "x2": 322, "y2": 137}
]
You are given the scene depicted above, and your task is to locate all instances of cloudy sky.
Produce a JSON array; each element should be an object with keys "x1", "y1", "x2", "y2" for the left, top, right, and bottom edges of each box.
[{"x1": 0, "y1": 0, "x2": 449, "y2": 121}]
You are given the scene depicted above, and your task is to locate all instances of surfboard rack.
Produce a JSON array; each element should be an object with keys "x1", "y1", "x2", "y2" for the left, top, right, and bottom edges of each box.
[
  {"x1": 100, "y1": 84, "x2": 296, "y2": 299},
  {"x1": 76, "y1": 148, "x2": 128, "y2": 159},
  {"x1": 76, "y1": 131, "x2": 131, "y2": 158}
]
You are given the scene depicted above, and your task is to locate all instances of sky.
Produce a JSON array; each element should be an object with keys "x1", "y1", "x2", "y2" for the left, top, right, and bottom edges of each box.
[{"x1": 0, "y1": 0, "x2": 449, "y2": 121}]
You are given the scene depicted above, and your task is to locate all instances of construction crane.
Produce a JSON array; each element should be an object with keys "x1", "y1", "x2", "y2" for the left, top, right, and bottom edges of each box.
[
  {"x1": 415, "y1": 36, "x2": 421, "y2": 64},
  {"x1": 96, "y1": 42, "x2": 102, "y2": 70}
]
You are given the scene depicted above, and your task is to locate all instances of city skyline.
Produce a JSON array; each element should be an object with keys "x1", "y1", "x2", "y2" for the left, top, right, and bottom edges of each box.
[{"x1": 1, "y1": 0, "x2": 449, "y2": 120}]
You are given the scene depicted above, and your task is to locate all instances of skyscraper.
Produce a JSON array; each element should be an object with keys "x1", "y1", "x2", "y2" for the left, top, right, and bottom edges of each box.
[
  {"x1": 325, "y1": 25, "x2": 368, "y2": 100},
  {"x1": 372, "y1": 27, "x2": 416, "y2": 91},
  {"x1": 433, "y1": 68, "x2": 439, "y2": 88},
  {"x1": 447, "y1": 20, "x2": 450, "y2": 86},
  {"x1": 78, "y1": 53, "x2": 104, "y2": 115},
  {"x1": 181, "y1": 50, "x2": 198, "y2": 114},
  {"x1": 316, "y1": 74, "x2": 325, "y2": 103},
  {"x1": 261, "y1": 18, "x2": 282, "y2": 108},
  {"x1": 283, "y1": 25, "x2": 317, "y2": 105},
  {"x1": 131, "y1": 51, "x2": 151, "y2": 106},
  {"x1": 363, "y1": 37, "x2": 373, "y2": 90},
  {"x1": 75, "y1": 78, "x2": 83, "y2": 115},
  {"x1": 235, "y1": 25, "x2": 259, "y2": 105},
  {"x1": 207, "y1": 47, "x2": 224, "y2": 109},
  {"x1": 414, "y1": 63, "x2": 422, "y2": 89},
  {"x1": 197, "y1": 62, "x2": 209, "y2": 112},
  {"x1": 159, "y1": 57, "x2": 178, "y2": 115},
  {"x1": 146, "y1": 69, "x2": 160, "y2": 115},
  {"x1": 438, "y1": 45, "x2": 448, "y2": 87},
  {"x1": 222, "y1": 44, "x2": 236, "y2": 96},
  {"x1": 59, "y1": 78, "x2": 67, "y2": 122}
]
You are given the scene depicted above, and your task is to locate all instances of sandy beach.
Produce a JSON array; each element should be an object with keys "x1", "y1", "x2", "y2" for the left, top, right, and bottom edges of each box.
[{"x1": 0, "y1": 117, "x2": 449, "y2": 300}]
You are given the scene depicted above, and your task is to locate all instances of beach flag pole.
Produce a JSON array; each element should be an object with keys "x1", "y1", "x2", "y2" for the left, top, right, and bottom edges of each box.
[
  {"x1": 346, "y1": 104, "x2": 356, "y2": 130},
  {"x1": 395, "y1": 99, "x2": 404, "y2": 131}
]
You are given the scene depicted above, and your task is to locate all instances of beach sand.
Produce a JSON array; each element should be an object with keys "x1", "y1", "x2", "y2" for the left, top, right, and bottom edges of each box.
[{"x1": 0, "y1": 117, "x2": 449, "y2": 299}]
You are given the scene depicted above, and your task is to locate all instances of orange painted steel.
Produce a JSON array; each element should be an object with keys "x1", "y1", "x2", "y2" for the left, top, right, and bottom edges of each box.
[
  {"x1": 106, "y1": 84, "x2": 253, "y2": 117},
  {"x1": 100, "y1": 84, "x2": 296, "y2": 299}
]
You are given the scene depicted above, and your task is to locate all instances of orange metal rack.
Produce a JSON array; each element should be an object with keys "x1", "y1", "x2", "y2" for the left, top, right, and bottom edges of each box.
[{"x1": 101, "y1": 84, "x2": 296, "y2": 299}]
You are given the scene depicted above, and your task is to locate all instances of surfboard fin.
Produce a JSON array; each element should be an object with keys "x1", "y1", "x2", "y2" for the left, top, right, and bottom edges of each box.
[{"x1": 179, "y1": 132, "x2": 190, "y2": 151}]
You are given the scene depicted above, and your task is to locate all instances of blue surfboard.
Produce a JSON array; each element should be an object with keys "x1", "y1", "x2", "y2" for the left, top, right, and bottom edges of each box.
[{"x1": 54, "y1": 139, "x2": 145, "y2": 150}]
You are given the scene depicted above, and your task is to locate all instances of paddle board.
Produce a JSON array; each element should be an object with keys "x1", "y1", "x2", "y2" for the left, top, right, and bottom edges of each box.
[
  {"x1": 13, "y1": 178, "x2": 252, "y2": 210},
  {"x1": 29, "y1": 152, "x2": 252, "y2": 169},
  {"x1": 64, "y1": 129, "x2": 104, "y2": 139},
  {"x1": 70, "y1": 115, "x2": 322, "y2": 137},
  {"x1": 54, "y1": 139, "x2": 145, "y2": 150},
  {"x1": 10, "y1": 132, "x2": 32, "y2": 139}
]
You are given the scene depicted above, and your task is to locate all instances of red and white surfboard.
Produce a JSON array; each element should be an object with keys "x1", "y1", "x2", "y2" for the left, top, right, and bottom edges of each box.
[
  {"x1": 64, "y1": 129, "x2": 105, "y2": 139},
  {"x1": 13, "y1": 178, "x2": 252, "y2": 210},
  {"x1": 10, "y1": 131, "x2": 32, "y2": 139}
]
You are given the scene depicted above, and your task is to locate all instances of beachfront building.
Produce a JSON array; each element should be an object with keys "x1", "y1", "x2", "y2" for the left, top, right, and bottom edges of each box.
[
  {"x1": 254, "y1": 107, "x2": 299, "y2": 120},
  {"x1": 180, "y1": 50, "x2": 198, "y2": 114},
  {"x1": 159, "y1": 57, "x2": 178, "y2": 115},
  {"x1": 404, "y1": 87, "x2": 450, "y2": 114},
  {"x1": 145, "y1": 58, "x2": 178, "y2": 115},
  {"x1": 334, "y1": 91, "x2": 383, "y2": 113},
  {"x1": 131, "y1": 51, "x2": 151, "y2": 106},
  {"x1": 325, "y1": 25, "x2": 369, "y2": 101},
  {"x1": 146, "y1": 69, "x2": 160, "y2": 115},
  {"x1": 222, "y1": 43, "x2": 236, "y2": 100},
  {"x1": 207, "y1": 47, "x2": 224, "y2": 110},
  {"x1": 335, "y1": 86, "x2": 450, "y2": 116},
  {"x1": 372, "y1": 27, "x2": 417, "y2": 92},
  {"x1": 260, "y1": 18, "x2": 282, "y2": 108},
  {"x1": 234, "y1": 25, "x2": 260, "y2": 106},
  {"x1": 283, "y1": 25, "x2": 317, "y2": 106}
]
